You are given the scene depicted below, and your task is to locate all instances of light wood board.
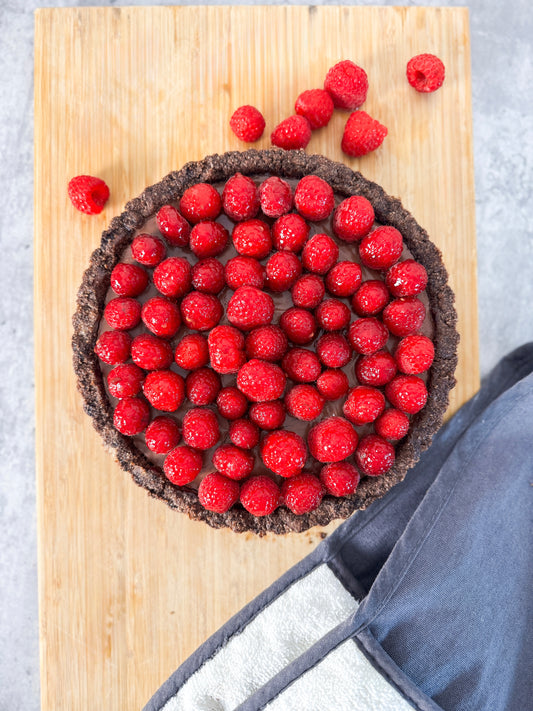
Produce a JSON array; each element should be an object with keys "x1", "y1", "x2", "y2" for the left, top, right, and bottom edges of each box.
[{"x1": 34, "y1": 6, "x2": 478, "y2": 710}]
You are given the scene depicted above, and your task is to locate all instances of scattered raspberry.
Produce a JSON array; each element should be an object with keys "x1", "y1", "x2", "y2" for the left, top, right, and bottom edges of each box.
[
  {"x1": 325, "y1": 261, "x2": 362, "y2": 298},
  {"x1": 261, "y1": 430, "x2": 307, "y2": 477},
  {"x1": 95, "y1": 330, "x2": 131, "y2": 365},
  {"x1": 295, "y1": 89, "x2": 334, "y2": 129},
  {"x1": 282, "y1": 473, "x2": 324, "y2": 515},
  {"x1": 382, "y1": 297, "x2": 426, "y2": 337},
  {"x1": 143, "y1": 370, "x2": 185, "y2": 412},
  {"x1": 245, "y1": 325, "x2": 288, "y2": 362},
  {"x1": 348, "y1": 317, "x2": 389, "y2": 355},
  {"x1": 179, "y1": 183, "x2": 222, "y2": 224},
  {"x1": 294, "y1": 175, "x2": 335, "y2": 221},
  {"x1": 355, "y1": 351, "x2": 397, "y2": 387},
  {"x1": 317, "y1": 369, "x2": 349, "y2": 400},
  {"x1": 67, "y1": 175, "x2": 109, "y2": 215},
  {"x1": 343, "y1": 385, "x2": 385, "y2": 425},
  {"x1": 180, "y1": 291, "x2": 223, "y2": 331},
  {"x1": 131, "y1": 234, "x2": 166, "y2": 267},
  {"x1": 285, "y1": 384, "x2": 324, "y2": 421},
  {"x1": 374, "y1": 408, "x2": 410, "y2": 442},
  {"x1": 213, "y1": 444, "x2": 254, "y2": 481},
  {"x1": 240, "y1": 475, "x2": 280, "y2": 516},
  {"x1": 131, "y1": 333, "x2": 173, "y2": 370},
  {"x1": 237, "y1": 359, "x2": 286, "y2": 402},
  {"x1": 207, "y1": 325, "x2": 246, "y2": 374},
  {"x1": 394, "y1": 335, "x2": 435, "y2": 374},
  {"x1": 110, "y1": 263, "x2": 149, "y2": 297},
  {"x1": 191, "y1": 258, "x2": 226, "y2": 294},
  {"x1": 308, "y1": 416, "x2": 358, "y2": 463},
  {"x1": 222, "y1": 173, "x2": 260, "y2": 222},
  {"x1": 227, "y1": 286, "x2": 274, "y2": 331},
  {"x1": 189, "y1": 221, "x2": 229, "y2": 259},
  {"x1": 359, "y1": 226, "x2": 403, "y2": 271},
  {"x1": 282, "y1": 347, "x2": 322, "y2": 383},
  {"x1": 301, "y1": 233, "x2": 339, "y2": 274},
  {"x1": 198, "y1": 472, "x2": 240, "y2": 513},
  {"x1": 272, "y1": 213, "x2": 310, "y2": 253},
  {"x1": 271, "y1": 115, "x2": 312, "y2": 150},
  {"x1": 320, "y1": 462, "x2": 360, "y2": 497},
  {"x1": 385, "y1": 374, "x2": 428, "y2": 414},
  {"x1": 265, "y1": 251, "x2": 302, "y2": 292},
  {"x1": 164, "y1": 445, "x2": 203, "y2": 485},
  {"x1": 225, "y1": 255, "x2": 265, "y2": 290},
  {"x1": 352, "y1": 280, "x2": 390, "y2": 316},
  {"x1": 229, "y1": 418, "x2": 260, "y2": 450},
  {"x1": 145, "y1": 416, "x2": 181, "y2": 455},
  {"x1": 249, "y1": 401, "x2": 286, "y2": 430},
  {"x1": 113, "y1": 397, "x2": 150, "y2": 436},
  {"x1": 153, "y1": 257, "x2": 192, "y2": 298},
  {"x1": 174, "y1": 333, "x2": 209, "y2": 370},
  {"x1": 141, "y1": 297, "x2": 181, "y2": 338},
  {"x1": 342, "y1": 111, "x2": 388, "y2": 158},
  {"x1": 216, "y1": 386, "x2": 248, "y2": 420},
  {"x1": 232, "y1": 218, "x2": 272, "y2": 259},
  {"x1": 182, "y1": 407, "x2": 220, "y2": 450},
  {"x1": 229, "y1": 105, "x2": 266, "y2": 142},
  {"x1": 185, "y1": 367, "x2": 221, "y2": 405},
  {"x1": 291, "y1": 274, "x2": 325, "y2": 309},
  {"x1": 280, "y1": 307, "x2": 317, "y2": 345},
  {"x1": 333, "y1": 196, "x2": 374, "y2": 242},
  {"x1": 156, "y1": 205, "x2": 190, "y2": 247},
  {"x1": 386, "y1": 259, "x2": 428, "y2": 298},
  {"x1": 107, "y1": 363, "x2": 145, "y2": 398},
  {"x1": 315, "y1": 298, "x2": 351, "y2": 331},
  {"x1": 406, "y1": 53, "x2": 445, "y2": 93},
  {"x1": 316, "y1": 333, "x2": 352, "y2": 368},
  {"x1": 355, "y1": 434, "x2": 395, "y2": 477},
  {"x1": 324, "y1": 60, "x2": 368, "y2": 110},
  {"x1": 104, "y1": 297, "x2": 141, "y2": 331},
  {"x1": 259, "y1": 177, "x2": 293, "y2": 218}
]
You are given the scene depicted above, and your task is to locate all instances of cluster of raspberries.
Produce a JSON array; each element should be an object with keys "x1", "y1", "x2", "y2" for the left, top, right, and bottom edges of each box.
[{"x1": 94, "y1": 172, "x2": 435, "y2": 518}]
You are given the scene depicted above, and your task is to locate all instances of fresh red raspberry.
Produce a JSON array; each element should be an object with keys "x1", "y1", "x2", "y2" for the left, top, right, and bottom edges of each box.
[
  {"x1": 174, "y1": 333, "x2": 209, "y2": 370},
  {"x1": 182, "y1": 407, "x2": 220, "y2": 450},
  {"x1": 229, "y1": 419, "x2": 260, "y2": 450},
  {"x1": 95, "y1": 330, "x2": 131, "y2": 365},
  {"x1": 131, "y1": 334, "x2": 173, "y2": 370},
  {"x1": 143, "y1": 370, "x2": 185, "y2": 411},
  {"x1": 352, "y1": 280, "x2": 390, "y2": 316},
  {"x1": 216, "y1": 387, "x2": 248, "y2": 420},
  {"x1": 406, "y1": 53, "x2": 445, "y2": 93},
  {"x1": 359, "y1": 226, "x2": 403, "y2": 270},
  {"x1": 213, "y1": 444, "x2": 254, "y2": 481},
  {"x1": 280, "y1": 307, "x2": 317, "y2": 345},
  {"x1": 237, "y1": 359, "x2": 286, "y2": 402},
  {"x1": 191, "y1": 258, "x2": 226, "y2": 294},
  {"x1": 179, "y1": 183, "x2": 222, "y2": 224},
  {"x1": 232, "y1": 218, "x2": 272, "y2": 259},
  {"x1": 342, "y1": 111, "x2": 388, "y2": 158},
  {"x1": 385, "y1": 374, "x2": 428, "y2": 414},
  {"x1": 285, "y1": 384, "x2": 324, "y2": 421},
  {"x1": 317, "y1": 369, "x2": 349, "y2": 400},
  {"x1": 333, "y1": 196, "x2": 374, "y2": 242},
  {"x1": 107, "y1": 363, "x2": 145, "y2": 398},
  {"x1": 301, "y1": 233, "x2": 339, "y2": 274},
  {"x1": 245, "y1": 325, "x2": 288, "y2": 362},
  {"x1": 316, "y1": 333, "x2": 352, "y2": 368},
  {"x1": 271, "y1": 115, "x2": 312, "y2": 150},
  {"x1": 198, "y1": 472, "x2": 239, "y2": 513},
  {"x1": 348, "y1": 317, "x2": 389, "y2": 355},
  {"x1": 355, "y1": 351, "x2": 397, "y2": 387},
  {"x1": 189, "y1": 221, "x2": 229, "y2": 259},
  {"x1": 131, "y1": 234, "x2": 166, "y2": 267},
  {"x1": 343, "y1": 385, "x2": 385, "y2": 426},
  {"x1": 249, "y1": 401, "x2": 286, "y2": 430},
  {"x1": 225, "y1": 256, "x2": 265, "y2": 290},
  {"x1": 386, "y1": 259, "x2": 428, "y2": 298},
  {"x1": 141, "y1": 297, "x2": 181, "y2": 338},
  {"x1": 308, "y1": 416, "x2": 358, "y2": 463},
  {"x1": 382, "y1": 297, "x2": 426, "y2": 337},
  {"x1": 261, "y1": 430, "x2": 307, "y2": 477},
  {"x1": 164, "y1": 445, "x2": 203, "y2": 485},
  {"x1": 240, "y1": 475, "x2": 280, "y2": 516},
  {"x1": 325, "y1": 261, "x2": 362, "y2": 298},
  {"x1": 272, "y1": 213, "x2": 310, "y2": 253},
  {"x1": 374, "y1": 408, "x2": 410, "y2": 442},
  {"x1": 113, "y1": 397, "x2": 150, "y2": 436},
  {"x1": 282, "y1": 473, "x2": 324, "y2": 515},
  {"x1": 180, "y1": 292, "x2": 223, "y2": 331},
  {"x1": 229, "y1": 105, "x2": 266, "y2": 142},
  {"x1": 207, "y1": 325, "x2": 246, "y2": 374},
  {"x1": 153, "y1": 257, "x2": 192, "y2": 298},
  {"x1": 295, "y1": 89, "x2": 334, "y2": 129},
  {"x1": 394, "y1": 335, "x2": 435, "y2": 374},
  {"x1": 68, "y1": 175, "x2": 109, "y2": 214},
  {"x1": 227, "y1": 286, "x2": 274, "y2": 331},
  {"x1": 294, "y1": 176, "x2": 335, "y2": 222},
  {"x1": 110, "y1": 263, "x2": 149, "y2": 297},
  {"x1": 320, "y1": 462, "x2": 360, "y2": 497},
  {"x1": 265, "y1": 251, "x2": 302, "y2": 292},
  {"x1": 315, "y1": 299, "x2": 351, "y2": 331},
  {"x1": 291, "y1": 274, "x2": 325, "y2": 309},
  {"x1": 222, "y1": 173, "x2": 260, "y2": 222},
  {"x1": 355, "y1": 434, "x2": 395, "y2": 477},
  {"x1": 259, "y1": 177, "x2": 293, "y2": 218},
  {"x1": 324, "y1": 60, "x2": 368, "y2": 110},
  {"x1": 145, "y1": 416, "x2": 181, "y2": 454},
  {"x1": 282, "y1": 348, "x2": 321, "y2": 383},
  {"x1": 156, "y1": 205, "x2": 190, "y2": 247},
  {"x1": 185, "y1": 367, "x2": 221, "y2": 405},
  {"x1": 104, "y1": 297, "x2": 141, "y2": 330}
]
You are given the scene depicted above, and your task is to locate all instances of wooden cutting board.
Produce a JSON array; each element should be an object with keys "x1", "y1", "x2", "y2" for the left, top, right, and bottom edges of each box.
[{"x1": 34, "y1": 6, "x2": 477, "y2": 710}]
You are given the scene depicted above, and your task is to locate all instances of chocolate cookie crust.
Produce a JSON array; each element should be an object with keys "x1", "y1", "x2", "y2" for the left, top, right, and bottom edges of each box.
[{"x1": 72, "y1": 149, "x2": 458, "y2": 535}]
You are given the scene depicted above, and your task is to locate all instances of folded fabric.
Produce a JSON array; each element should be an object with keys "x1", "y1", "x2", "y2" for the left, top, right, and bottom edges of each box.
[{"x1": 145, "y1": 344, "x2": 533, "y2": 711}]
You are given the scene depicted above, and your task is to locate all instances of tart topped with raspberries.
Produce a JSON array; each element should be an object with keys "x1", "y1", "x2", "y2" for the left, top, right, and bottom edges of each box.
[{"x1": 73, "y1": 149, "x2": 458, "y2": 535}]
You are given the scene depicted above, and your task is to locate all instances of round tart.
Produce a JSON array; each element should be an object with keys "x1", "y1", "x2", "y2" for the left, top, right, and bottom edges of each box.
[{"x1": 72, "y1": 149, "x2": 458, "y2": 535}]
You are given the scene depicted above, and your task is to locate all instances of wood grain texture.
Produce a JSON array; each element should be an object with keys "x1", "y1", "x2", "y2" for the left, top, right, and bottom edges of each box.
[{"x1": 34, "y1": 7, "x2": 477, "y2": 710}]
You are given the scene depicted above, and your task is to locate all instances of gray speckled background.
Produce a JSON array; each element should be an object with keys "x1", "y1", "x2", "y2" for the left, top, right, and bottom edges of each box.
[{"x1": 0, "y1": 1, "x2": 531, "y2": 709}]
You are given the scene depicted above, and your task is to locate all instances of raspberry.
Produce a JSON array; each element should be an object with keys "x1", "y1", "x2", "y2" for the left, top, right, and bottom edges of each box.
[
  {"x1": 131, "y1": 234, "x2": 166, "y2": 267},
  {"x1": 301, "y1": 233, "x2": 339, "y2": 274},
  {"x1": 131, "y1": 333, "x2": 173, "y2": 370},
  {"x1": 229, "y1": 419, "x2": 260, "y2": 450},
  {"x1": 216, "y1": 387, "x2": 248, "y2": 420},
  {"x1": 265, "y1": 251, "x2": 302, "y2": 292},
  {"x1": 316, "y1": 333, "x2": 352, "y2": 368},
  {"x1": 355, "y1": 351, "x2": 397, "y2": 387},
  {"x1": 182, "y1": 407, "x2": 220, "y2": 450},
  {"x1": 355, "y1": 434, "x2": 395, "y2": 477},
  {"x1": 343, "y1": 385, "x2": 385, "y2": 426},
  {"x1": 232, "y1": 219, "x2": 272, "y2": 259},
  {"x1": 94, "y1": 330, "x2": 131, "y2": 365},
  {"x1": 315, "y1": 299, "x2": 351, "y2": 331},
  {"x1": 143, "y1": 370, "x2": 185, "y2": 412},
  {"x1": 382, "y1": 297, "x2": 426, "y2": 337},
  {"x1": 282, "y1": 348, "x2": 321, "y2": 383},
  {"x1": 394, "y1": 335, "x2": 435, "y2": 374},
  {"x1": 227, "y1": 286, "x2": 274, "y2": 331},
  {"x1": 180, "y1": 292, "x2": 223, "y2": 331},
  {"x1": 324, "y1": 60, "x2": 368, "y2": 110},
  {"x1": 141, "y1": 297, "x2": 181, "y2": 338},
  {"x1": 317, "y1": 369, "x2": 349, "y2": 400},
  {"x1": 222, "y1": 173, "x2": 260, "y2": 222},
  {"x1": 107, "y1": 363, "x2": 145, "y2": 398},
  {"x1": 240, "y1": 475, "x2": 280, "y2": 516},
  {"x1": 320, "y1": 462, "x2": 360, "y2": 497},
  {"x1": 285, "y1": 384, "x2": 324, "y2": 421},
  {"x1": 245, "y1": 325, "x2": 288, "y2": 362},
  {"x1": 261, "y1": 430, "x2": 307, "y2": 477},
  {"x1": 67, "y1": 175, "x2": 109, "y2": 215},
  {"x1": 156, "y1": 205, "x2": 190, "y2": 247},
  {"x1": 225, "y1": 256, "x2": 265, "y2": 290},
  {"x1": 272, "y1": 213, "x2": 310, "y2": 253},
  {"x1": 185, "y1": 367, "x2": 221, "y2": 405},
  {"x1": 237, "y1": 359, "x2": 286, "y2": 402},
  {"x1": 359, "y1": 226, "x2": 403, "y2": 271},
  {"x1": 333, "y1": 196, "x2": 374, "y2": 242},
  {"x1": 113, "y1": 397, "x2": 150, "y2": 436},
  {"x1": 164, "y1": 446, "x2": 203, "y2": 485},
  {"x1": 229, "y1": 105, "x2": 266, "y2": 142},
  {"x1": 352, "y1": 280, "x2": 390, "y2": 316},
  {"x1": 282, "y1": 473, "x2": 324, "y2": 515},
  {"x1": 179, "y1": 183, "x2": 222, "y2": 224},
  {"x1": 308, "y1": 416, "x2": 358, "y2": 463},
  {"x1": 104, "y1": 297, "x2": 141, "y2": 330},
  {"x1": 386, "y1": 259, "x2": 428, "y2": 298},
  {"x1": 406, "y1": 53, "x2": 445, "y2": 93},
  {"x1": 174, "y1": 333, "x2": 209, "y2": 370},
  {"x1": 207, "y1": 325, "x2": 246, "y2": 374},
  {"x1": 213, "y1": 444, "x2": 254, "y2": 481},
  {"x1": 348, "y1": 317, "x2": 389, "y2": 355},
  {"x1": 342, "y1": 111, "x2": 388, "y2": 158},
  {"x1": 280, "y1": 307, "x2": 317, "y2": 345},
  {"x1": 191, "y1": 258, "x2": 226, "y2": 294},
  {"x1": 198, "y1": 472, "x2": 239, "y2": 513},
  {"x1": 294, "y1": 176, "x2": 335, "y2": 222},
  {"x1": 291, "y1": 274, "x2": 325, "y2": 309},
  {"x1": 295, "y1": 89, "x2": 334, "y2": 129},
  {"x1": 153, "y1": 257, "x2": 192, "y2": 298},
  {"x1": 325, "y1": 261, "x2": 362, "y2": 298},
  {"x1": 110, "y1": 263, "x2": 149, "y2": 297},
  {"x1": 385, "y1": 375, "x2": 428, "y2": 414},
  {"x1": 271, "y1": 115, "x2": 312, "y2": 150},
  {"x1": 259, "y1": 177, "x2": 293, "y2": 218},
  {"x1": 374, "y1": 408, "x2": 410, "y2": 442},
  {"x1": 145, "y1": 416, "x2": 181, "y2": 454},
  {"x1": 249, "y1": 401, "x2": 286, "y2": 430},
  {"x1": 189, "y1": 221, "x2": 229, "y2": 259}
]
